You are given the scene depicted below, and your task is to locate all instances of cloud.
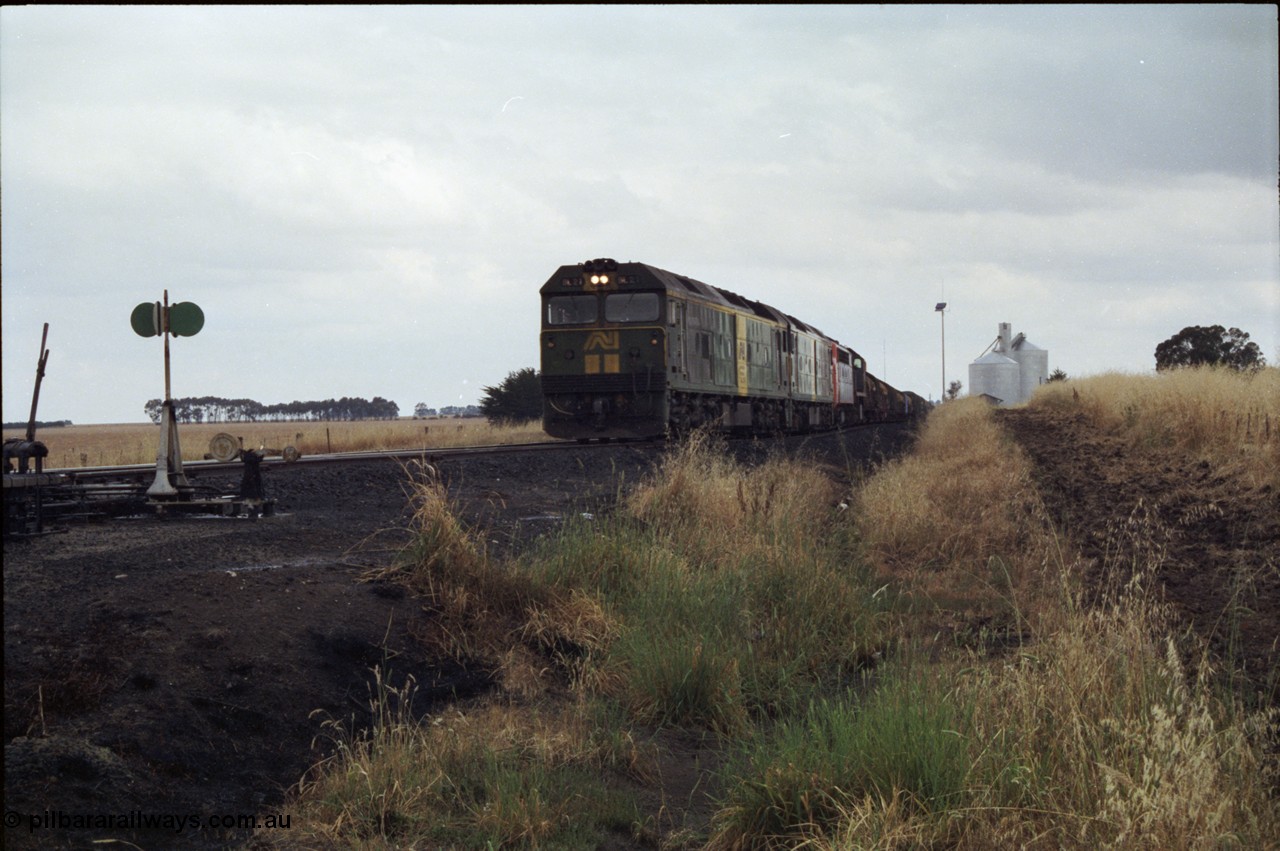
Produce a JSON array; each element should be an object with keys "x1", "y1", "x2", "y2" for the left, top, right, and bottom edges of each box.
[{"x1": 2, "y1": 6, "x2": 1276, "y2": 423}]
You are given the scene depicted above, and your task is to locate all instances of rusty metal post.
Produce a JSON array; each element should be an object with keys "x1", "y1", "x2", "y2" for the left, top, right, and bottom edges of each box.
[{"x1": 26, "y1": 324, "x2": 50, "y2": 443}]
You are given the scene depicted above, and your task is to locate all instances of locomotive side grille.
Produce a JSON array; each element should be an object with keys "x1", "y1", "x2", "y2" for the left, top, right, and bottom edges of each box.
[{"x1": 541, "y1": 373, "x2": 667, "y2": 394}]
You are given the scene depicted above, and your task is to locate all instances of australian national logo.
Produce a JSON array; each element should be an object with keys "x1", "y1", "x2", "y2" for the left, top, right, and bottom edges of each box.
[{"x1": 583, "y1": 331, "x2": 620, "y2": 374}]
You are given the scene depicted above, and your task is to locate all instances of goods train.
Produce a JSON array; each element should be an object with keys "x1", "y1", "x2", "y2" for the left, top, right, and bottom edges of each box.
[{"x1": 540, "y1": 258, "x2": 927, "y2": 441}]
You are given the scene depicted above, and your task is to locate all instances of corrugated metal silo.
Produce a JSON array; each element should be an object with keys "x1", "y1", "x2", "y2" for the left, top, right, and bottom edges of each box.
[
  {"x1": 1010, "y1": 335, "x2": 1049, "y2": 402},
  {"x1": 969, "y1": 351, "x2": 1021, "y2": 405}
]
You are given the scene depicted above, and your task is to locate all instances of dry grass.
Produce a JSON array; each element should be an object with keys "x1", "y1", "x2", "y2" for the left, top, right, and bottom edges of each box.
[
  {"x1": 5, "y1": 417, "x2": 549, "y2": 469},
  {"x1": 1033, "y1": 366, "x2": 1279, "y2": 488},
  {"x1": 830, "y1": 393, "x2": 1280, "y2": 850},
  {"x1": 953, "y1": 524, "x2": 1280, "y2": 850},
  {"x1": 854, "y1": 397, "x2": 1054, "y2": 619},
  {"x1": 262, "y1": 671, "x2": 640, "y2": 849},
  {"x1": 624, "y1": 428, "x2": 839, "y2": 570},
  {"x1": 276, "y1": 474, "x2": 657, "y2": 848},
  {"x1": 364, "y1": 471, "x2": 543, "y2": 665},
  {"x1": 856, "y1": 397, "x2": 1043, "y2": 571}
]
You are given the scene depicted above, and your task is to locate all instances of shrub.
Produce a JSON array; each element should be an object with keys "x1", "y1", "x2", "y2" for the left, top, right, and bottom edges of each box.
[{"x1": 479, "y1": 367, "x2": 543, "y2": 425}]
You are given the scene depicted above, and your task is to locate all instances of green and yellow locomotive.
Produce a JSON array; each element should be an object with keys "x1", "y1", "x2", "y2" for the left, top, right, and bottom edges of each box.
[{"x1": 539, "y1": 258, "x2": 924, "y2": 441}]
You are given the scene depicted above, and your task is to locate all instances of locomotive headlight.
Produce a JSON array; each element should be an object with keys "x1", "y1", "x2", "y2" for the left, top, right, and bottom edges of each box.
[{"x1": 590, "y1": 274, "x2": 609, "y2": 285}]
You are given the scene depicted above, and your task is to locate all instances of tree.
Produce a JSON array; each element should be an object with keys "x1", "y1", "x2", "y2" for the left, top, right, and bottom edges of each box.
[
  {"x1": 1154, "y1": 325, "x2": 1266, "y2": 372},
  {"x1": 1047, "y1": 368, "x2": 1068, "y2": 382},
  {"x1": 480, "y1": 368, "x2": 542, "y2": 425},
  {"x1": 945, "y1": 379, "x2": 963, "y2": 401}
]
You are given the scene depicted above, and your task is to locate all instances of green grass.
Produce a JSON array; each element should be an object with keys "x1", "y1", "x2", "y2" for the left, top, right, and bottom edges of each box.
[
  {"x1": 710, "y1": 667, "x2": 972, "y2": 848},
  {"x1": 519, "y1": 441, "x2": 894, "y2": 731}
]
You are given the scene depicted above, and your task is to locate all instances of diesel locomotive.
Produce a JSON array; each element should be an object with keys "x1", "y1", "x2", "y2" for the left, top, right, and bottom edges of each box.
[{"x1": 540, "y1": 258, "x2": 927, "y2": 441}]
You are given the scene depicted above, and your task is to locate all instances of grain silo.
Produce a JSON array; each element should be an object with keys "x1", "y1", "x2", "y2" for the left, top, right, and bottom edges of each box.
[
  {"x1": 1008, "y1": 332, "x2": 1049, "y2": 403},
  {"x1": 969, "y1": 350, "x2": 1021, "y2": 404},
  {"x1": 969, "y1": 322, "x2": 1049, "y2": 405}
]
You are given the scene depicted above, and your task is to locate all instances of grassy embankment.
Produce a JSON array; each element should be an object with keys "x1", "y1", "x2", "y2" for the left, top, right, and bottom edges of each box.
[
  {"x1": 1, "y1": 417, "x2": 549, "y2": 468},
  {"x1": 1035, "y1": 365, "x2": 1278, "y2": 488},
  {"x1": 263, "y1": 366, "x2": 1278, "y2": 849}
]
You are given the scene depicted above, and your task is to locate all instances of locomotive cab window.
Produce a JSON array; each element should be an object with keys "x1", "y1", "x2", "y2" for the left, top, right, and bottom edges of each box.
[
  {"x1": 604, "y1": 293, "x2": 660, "y2": 323},
  {"x1": 547, "y1": 295, "x2": 598, "y2": 326}
]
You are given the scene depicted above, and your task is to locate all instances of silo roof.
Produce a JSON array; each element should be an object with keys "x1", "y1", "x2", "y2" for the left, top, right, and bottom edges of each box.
[{"x1": 973, "y1": 351, "x2": 1018, "y2": 365}]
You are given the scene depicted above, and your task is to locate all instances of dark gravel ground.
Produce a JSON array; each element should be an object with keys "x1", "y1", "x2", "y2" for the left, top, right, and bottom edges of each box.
[{"x1": 3, "y1": 426, "x2": 914, "y2": 851}]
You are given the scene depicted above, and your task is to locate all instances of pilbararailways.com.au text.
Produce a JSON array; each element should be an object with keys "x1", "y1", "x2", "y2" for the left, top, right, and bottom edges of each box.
[{"x1": 6, "y1": 809, "x2": 291, "y2": 835}]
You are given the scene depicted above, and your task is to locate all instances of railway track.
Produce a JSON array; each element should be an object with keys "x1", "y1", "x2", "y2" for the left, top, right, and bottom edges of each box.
[
  {"x1": 4, "y1": 438, "x2": 611, "y2": 536},
  {"x1": 6, "y1": 421, "x2": 903, "y2": 537},
  {"x1": 46, "y1": 438, "x2": 585, "y2": 482}
]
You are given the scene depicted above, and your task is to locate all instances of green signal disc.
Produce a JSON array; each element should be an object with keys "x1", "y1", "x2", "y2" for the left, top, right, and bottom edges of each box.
[
  {"x1": 168, "y1": 302, "x2": 205, "y2": 337},
  {"x1": 131, "y1": 302, "x2": 161, "y2": 337}
]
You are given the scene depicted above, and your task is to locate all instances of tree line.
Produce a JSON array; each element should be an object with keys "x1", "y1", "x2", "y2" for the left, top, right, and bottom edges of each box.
[
  {"x1": 2, "y1": 420, "x2": 74, "y2": 430},
  {"x1": 144, "y1": 396, "x2": 400, "y2": 424}
]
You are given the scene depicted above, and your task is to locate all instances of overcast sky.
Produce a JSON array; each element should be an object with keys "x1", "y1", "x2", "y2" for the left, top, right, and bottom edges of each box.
[{"x1": 3, "y1": 5, "x2": 1277, "y2": 425}]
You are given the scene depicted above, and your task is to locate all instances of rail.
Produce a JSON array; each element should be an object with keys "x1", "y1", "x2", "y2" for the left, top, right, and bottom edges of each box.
[{"x1": 44, "y1": 439, "x2": 592, "y2": 482}]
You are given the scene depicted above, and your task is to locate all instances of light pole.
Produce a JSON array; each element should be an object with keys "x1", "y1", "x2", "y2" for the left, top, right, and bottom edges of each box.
[{"x1": 935, "y1": 302, "x2": 947, "y2": 400}]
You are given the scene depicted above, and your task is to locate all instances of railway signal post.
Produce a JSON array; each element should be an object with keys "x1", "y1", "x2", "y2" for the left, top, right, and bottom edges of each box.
[{"x1": 131, "y1": 291, "x2": 204, "y2": 499}]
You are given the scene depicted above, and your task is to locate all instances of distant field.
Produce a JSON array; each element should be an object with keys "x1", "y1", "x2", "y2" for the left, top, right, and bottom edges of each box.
[{"x1": 3, "y1": 417, "x2": 551, "y2": 469}]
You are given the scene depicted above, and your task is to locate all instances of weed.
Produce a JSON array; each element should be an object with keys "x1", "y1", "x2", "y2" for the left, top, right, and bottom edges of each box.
[
  {"x1": 269, "y1": 669, "x2": 634, "y2": 849},
  {"x1": 709, "y1": 667, "x2": 971, "y2": 849}
]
